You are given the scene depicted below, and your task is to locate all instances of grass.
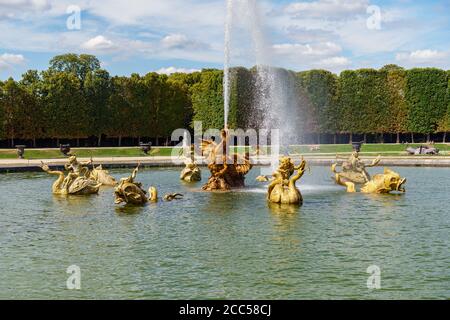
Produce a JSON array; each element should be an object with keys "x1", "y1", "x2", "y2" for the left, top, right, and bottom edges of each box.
[
  {"x1": 0, "y1": 147, "x2": 181, "y2": 159},
  {"x1": 1, "y1": 143, "x2": 449, "y2": 160}
]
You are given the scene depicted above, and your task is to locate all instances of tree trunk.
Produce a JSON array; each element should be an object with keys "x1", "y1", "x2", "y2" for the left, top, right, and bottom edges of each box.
[
  {"x1": 349, "y1": 133, "x2": 353, "y2": 144},
  {"x1": 380, "y1": 133, "x2": 384, "y2": 144},
  {"x1": 411, "y1": 133, "x2": 414, "y2": 143},
  {"x1": 426, "y1": 133, "x2": 431, "y2": 143},
  {"x1": 333, "y1": 133, "x2": 337, "y2": 145},
  {"x1": 97, "y1": 135, "x2": 102, "y2": 147},
  {"x1": 33, "y1": 137, "x2": 36, "y2": 148},
  {"x1": 77, "y1": 138, "x2": 80, "y2": 147},
  {"x1": 317, "y1": 133, "x2": 321, "y2": 144},
  {"x1": 118, "y1": 136, "x2": 122, "y2": 147},
  {"x1": 56, "y1": 138, "x2": 59, "y2": 147},
  {"x1": 363, "y1": 133, "x2": 367, "y2": 143},
  {"x1": 443, "y1": 132, "x2": 447, "y2": 143},
  {"x1": 11, "y1": 137, "x2": 14, "y2": 148},
  {"x1": 396, "y1": 132, "x2": 400, "y2": 144}
]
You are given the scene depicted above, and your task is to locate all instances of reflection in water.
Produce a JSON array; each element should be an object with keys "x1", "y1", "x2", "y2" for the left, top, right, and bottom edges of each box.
[
  {"x1": 268, "y1": 202, "x2": 300, "y2": 215},
  {"x1": 0, "y1": 166, "x2": 449, "y2": 299}
]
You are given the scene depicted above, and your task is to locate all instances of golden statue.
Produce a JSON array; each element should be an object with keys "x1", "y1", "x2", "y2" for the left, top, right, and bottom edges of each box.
[
  {"x1": 180, "y1": 158, "x2": 201, "y2": 182},
  {"x1": 163, "y1": 193, "x2": 184, "y2": 201},
  {"x1": 332, "y1": 165, "x2": 406, "y2": 194},
  {"x1": 40, "y1": 162, "x2": 101, "y2": 195},
  {"x1": 201, "y1": 128, "x2": 252, "y2": 191},
  {"x1": 64, "y1": 155, "x2": 117, "y2": 186},
  {"x1": 333, "y1": 151, "x2": 381, "y2": 184},
  {"x1": 90, "y1": 165, "x2": 117, "y2": 186},
  {"x1": 256, "y1": 175, "x2": 272, "y2": 182},
  {"x1": 114, "y1": 164, "x2": 158, "y2": 205},
  {"x1": 267, "y1": 157, "x2": 307, "y2": 205}
]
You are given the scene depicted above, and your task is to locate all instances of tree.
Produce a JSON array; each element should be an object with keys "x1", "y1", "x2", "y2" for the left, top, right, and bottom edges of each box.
[
  {"x1": 191, "y1": 69, "x2": 224, "y2": 130},
  {"x1": 41, "y1": 71, "x2": 88, "y2": 144},
  {"x1": 406, "y1": 68, "x2": 448, "y2": 141},
  {"x1": 84, "y1": 69, "x2": 112, "y2": 146},
  {"x1": 168, "y1": 71, "x2": 201, "y2": 129},
  {"x1": 297, "y1": 70, "x2": 338, "y2": 143},
  {"x1": 0, "y1": 78, "x2": 29, "y2": 146},
  {"x1": 49, "y1": 54, "x2": 101, "y2": 84},
  {"x1": 380, "y1": 65, "x2": 409, "y2": 143},
  {"x1": 17, "y1": 70, "x2": 44, "y2": 147}
]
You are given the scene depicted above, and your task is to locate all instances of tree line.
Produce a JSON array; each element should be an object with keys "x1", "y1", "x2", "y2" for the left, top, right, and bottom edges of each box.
[{"x1": 1, "y1": 54, "x2": 449, "y2": 147}]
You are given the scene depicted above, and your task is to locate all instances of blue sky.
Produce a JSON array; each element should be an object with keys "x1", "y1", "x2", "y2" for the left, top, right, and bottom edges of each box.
[{"x1": 0, "y1": 0, "x2": 449, "y2": 80}]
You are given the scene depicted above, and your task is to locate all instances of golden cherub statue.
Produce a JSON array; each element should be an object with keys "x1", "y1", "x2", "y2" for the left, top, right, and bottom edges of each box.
[
  {"x1": 332, "y1": 166, "x2": 406, "y2": 194},
  {"x1": 40, "y1": 162, "x2": 101, "y2": 195},
  {"x1": 267, "y1": 156, "x2": 307, "y2": 205},
  {"x1": 64, "y1": 155, "x2": 117, "y2": 186},
  {"x1": 114, "y1": 164, "x2": 158, "y2": 205},
  {"x1": 333, "y1": 151, "x2": 381, "y2": 184},
  {"x1": 200, "y1": 128, "x2": 252, "y2": 191}
]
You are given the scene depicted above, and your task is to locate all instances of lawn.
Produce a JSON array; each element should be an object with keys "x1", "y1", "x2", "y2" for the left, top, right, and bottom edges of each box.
[
  {"x1": 0, "y1": 147, "x2": 180, "y2": 159},
  {"x1": 1, "y1": 143, "x2": 449, "y2": 159}
]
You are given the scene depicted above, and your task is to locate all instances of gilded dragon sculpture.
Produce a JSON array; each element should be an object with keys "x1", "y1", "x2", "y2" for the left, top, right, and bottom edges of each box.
[
  {"x1": 201, "y1": 128, "x2": 252, "y2": 191},
  {"x1": 331, "y1": 149, "x2": 406, "y2": 194},
  {"x1": 267, "y1": 156, "x2": 307, "y2": 205},
  {"x1": 40, "y1": 162, "x2": 101, "y2": 195},
  {"x1": 114, "y1": 164, "x2": 158, "y2": 205}
]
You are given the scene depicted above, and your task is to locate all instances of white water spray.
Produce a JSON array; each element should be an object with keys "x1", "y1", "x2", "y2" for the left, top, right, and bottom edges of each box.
[
  {"x1": 223, "y1": 0, "x2": 233, "y2": 128},
  {"x1": 224, "y1": 0, "x2": 301, "y2": 144}
]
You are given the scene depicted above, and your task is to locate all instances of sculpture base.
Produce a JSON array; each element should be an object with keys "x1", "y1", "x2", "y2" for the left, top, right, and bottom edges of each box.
[{"x1": 202, "y1": 163, "x2": 250, "y2": 191}]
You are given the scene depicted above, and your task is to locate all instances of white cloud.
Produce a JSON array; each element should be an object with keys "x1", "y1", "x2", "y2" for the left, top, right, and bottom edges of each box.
[
  {"x1": 0, "y1": 0, "x2": 51, "y2": 18},
  {"x1": 161, "y1": 34, "x2": 208, "y2": 51},
  {"x1": 396, "y1": 50, "x2": 448, "y2": 63},
  {"x1": 81, "y1": 35, "x2": 116, "y2": 52},
  {"x1": 315, "y1": 56, "x2": 351, "y2": 68},
  {"x1": 273, "y1": 42, "x2": 341, "y2": 57},
  {"x1": 284, "y1": 0, "x2": 369, "y2": 19},
  {"x1": 0, "y1": 53, "x2": 25, "y2": 71},
  {"x1": 155, "y1": 66, "x2": 200, "y2": 75}
]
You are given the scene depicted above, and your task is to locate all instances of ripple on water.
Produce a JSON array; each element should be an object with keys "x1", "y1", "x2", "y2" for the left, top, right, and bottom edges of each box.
[{"x1": 0, "y1": 166, "x2": 449, "y2": 299}]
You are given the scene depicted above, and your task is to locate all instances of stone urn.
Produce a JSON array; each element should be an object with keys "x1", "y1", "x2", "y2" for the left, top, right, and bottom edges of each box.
[
  {"x1": 60, "y1": 144, "x2": 71, "y2": 156},
  {"x1": 16, "y1": 145, "x2": 26, "y2": 159},
  {"x1": 139, "y1": 142, "x2": 152, "y2": 155},
  {"x1": 352, "y1": 141, "x2": 363, "y2": 152}
]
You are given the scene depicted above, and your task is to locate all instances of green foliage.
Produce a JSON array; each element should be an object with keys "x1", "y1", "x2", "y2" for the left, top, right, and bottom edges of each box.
[
  {"x1": 406, "y1": 68, "x2": 448, "y2": 134},
  {"x1": 297, "y1": 70, "x2": 338, "y2": 134},
  {"x1": 383, "y1": 65, "x2": 409, "y2": 134},
  {"x1": 41, "y1": 71, "x2": 88, "y2": 139},
  {"x1": 1, "y1": 54, "x2": 450, "y2": 146},
  {"x1": 337, "y1": 69, "x2": 389, "y2": 134},
  {"x1": 49, "y1": 54, "x2": 101, "y2": 84},
  {"x1": 191, "y1": 69, "x2": 224, "y2": 130}
]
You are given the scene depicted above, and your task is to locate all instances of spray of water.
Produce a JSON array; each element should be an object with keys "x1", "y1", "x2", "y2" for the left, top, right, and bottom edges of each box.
[
  {"x1": 223, "y1": 0, "x2": 233, "y2": 128},
  {"x1": 224, "y1": 0, "x2": 301, "y2": 145}
]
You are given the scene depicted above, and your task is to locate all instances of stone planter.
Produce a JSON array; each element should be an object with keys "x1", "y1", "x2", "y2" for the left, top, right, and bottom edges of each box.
[
  {"x1": 16, "y1": 145, "x2": 26, "y2": 159},
  {"x1": 60, "y1": 144, "x2": 71, "y2": 156},
  {"x1": 139, "y1": 142, "x2": 152, "y2": 155}
]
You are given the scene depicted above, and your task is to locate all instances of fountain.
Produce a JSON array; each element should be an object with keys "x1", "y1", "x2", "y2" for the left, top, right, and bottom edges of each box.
[
  {"x1": 114, "y1": 164, "x2": 158, "y2": 205},
  {"x1": 201, "y1": 128, "x2": 252, "y2": 191},
  {"x1": 267, "y1": 156, "x2": 307, "y2": 205},
  {"x1": 331, "y1": 144, "x2": 406, "y2": 193},
  {"x1": 40, "y1": 161, "x2": 101, "y2": 195}
]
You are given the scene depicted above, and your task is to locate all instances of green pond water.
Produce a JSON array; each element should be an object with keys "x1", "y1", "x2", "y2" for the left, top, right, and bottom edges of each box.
[{"x1": 0, "y1": 166, "x2": 448, "y2": 299}]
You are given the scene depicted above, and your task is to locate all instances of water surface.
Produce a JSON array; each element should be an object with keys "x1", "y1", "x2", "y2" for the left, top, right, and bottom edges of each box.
[{"x1": 0, "y1": 166, "x2": 448, "y2": 299}]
